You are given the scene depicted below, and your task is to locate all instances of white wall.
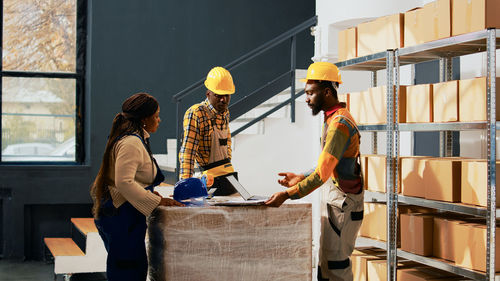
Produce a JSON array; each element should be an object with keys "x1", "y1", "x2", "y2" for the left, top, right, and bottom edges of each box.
[{"x1": 232, "y1": 98, "x2": 322, "y2": 196}]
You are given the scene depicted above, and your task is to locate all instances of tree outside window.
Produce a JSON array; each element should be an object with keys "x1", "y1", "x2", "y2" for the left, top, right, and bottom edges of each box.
[{"x1": 1, "y1": 0, "x2": 86, "y2": 163}]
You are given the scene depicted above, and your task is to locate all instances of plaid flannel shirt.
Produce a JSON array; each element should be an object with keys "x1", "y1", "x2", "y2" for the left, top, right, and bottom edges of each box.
[{"x1": 178, "y1": 99, "x2": 231, "y2": 179}]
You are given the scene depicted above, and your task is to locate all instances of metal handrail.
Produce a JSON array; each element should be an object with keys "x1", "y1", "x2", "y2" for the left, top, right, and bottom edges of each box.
[
  {"x1": 173, "y1": 16, "x2": 317, "y2": 178},
  {"x1": 232, "y1": 89, "x2": 305, "y2": 136},
  {"x1": 172, "y1": 16, "x2": 317, "y2": 102}
]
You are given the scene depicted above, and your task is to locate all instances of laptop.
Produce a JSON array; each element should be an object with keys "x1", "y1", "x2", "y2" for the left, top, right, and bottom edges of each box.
[{"x1": 226, "y1": 175, "x2": 269, "y2": 201}]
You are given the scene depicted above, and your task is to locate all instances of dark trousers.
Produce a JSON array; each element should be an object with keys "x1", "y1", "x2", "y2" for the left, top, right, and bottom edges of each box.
[{"x1": 95, "y1": 200, "x2": 148, "y2": 281}]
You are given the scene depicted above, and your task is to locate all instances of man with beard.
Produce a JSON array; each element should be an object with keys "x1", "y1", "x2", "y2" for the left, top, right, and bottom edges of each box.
[
  {"x1": 178, "y1": 66, "x2": 238, "y2": 195},
  {"x1": 265, "y1": 62, "x2": 364, "y2": 281}
]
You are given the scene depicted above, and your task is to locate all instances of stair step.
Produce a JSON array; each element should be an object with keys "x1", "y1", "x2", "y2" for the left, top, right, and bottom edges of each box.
[
  {"x1": 71, "y1": 218, "x2": 98, "y2": 236},
  {"x1": 44, "y1": 238, "x2": 85, "y2": 257},
  {"x1": 256, "y1": 102, "x2": 283, "y2": 108},
  {"x1": 232, "y1": 117, "x2": 261, "y2": 123}
]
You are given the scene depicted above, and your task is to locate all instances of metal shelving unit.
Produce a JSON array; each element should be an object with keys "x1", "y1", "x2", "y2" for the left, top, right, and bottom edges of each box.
[
  {"x1": 397, "y1": 250, "x2": 491, "y2": 280},
  {"x1": 337, "y1": 29, "x2": 500, "y2": 280}
]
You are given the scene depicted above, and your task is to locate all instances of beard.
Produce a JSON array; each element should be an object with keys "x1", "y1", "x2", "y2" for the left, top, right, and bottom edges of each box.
[
  {"x1": 310, "y1": 94, "x2": 324, "y2": 116},
  {"x1": 311, "y1": 104, "x2": 322, "y2": 116}
]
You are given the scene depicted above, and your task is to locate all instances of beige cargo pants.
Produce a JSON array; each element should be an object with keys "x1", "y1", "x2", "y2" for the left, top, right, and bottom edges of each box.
[{"x1": 318, "y1": 180, "x2": 364, "y2": 281}]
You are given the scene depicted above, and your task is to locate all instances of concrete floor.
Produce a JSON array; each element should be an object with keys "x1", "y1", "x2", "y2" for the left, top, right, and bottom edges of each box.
[{"x1": 0, "y1": 259, "x2": 106, "y2": 281}]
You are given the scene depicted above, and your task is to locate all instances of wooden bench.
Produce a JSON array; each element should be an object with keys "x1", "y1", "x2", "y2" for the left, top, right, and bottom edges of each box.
[{"x1": 44, "y1": 218, "x2": 107, "y2": 281}]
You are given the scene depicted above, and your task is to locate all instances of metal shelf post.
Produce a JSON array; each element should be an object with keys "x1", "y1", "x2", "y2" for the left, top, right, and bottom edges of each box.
[
  {"x1": 371, "y1": 71, "x2": 378, "y2": 154},
  {"x1": 385, "y1": 50, "x2": 397, "y2": 281},
  {"x1": 439, "y1": 57, "x2": 454, "y2": 157},
  {"x1": 486, "y1": 28, "x2": 497, "y2": 281}
]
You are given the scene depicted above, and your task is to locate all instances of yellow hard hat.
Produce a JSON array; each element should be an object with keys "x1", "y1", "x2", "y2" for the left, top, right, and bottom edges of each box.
[
  {"x1": 204, "y1": 66, "x2": 235, "y2": 95},
  {"x1": 301, "y1": 62, "x2": 342, "y2": 84}
]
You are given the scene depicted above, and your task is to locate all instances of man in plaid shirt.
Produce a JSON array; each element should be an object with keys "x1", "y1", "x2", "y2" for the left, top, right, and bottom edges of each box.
[{"x1": 178, "y1": 66, "x2": 238, "y2": 195}]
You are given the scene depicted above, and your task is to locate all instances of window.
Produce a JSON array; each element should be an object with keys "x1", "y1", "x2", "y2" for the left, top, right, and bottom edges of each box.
[{"x1": 1, "y1": 0, "x2": 86, "y2": 163}]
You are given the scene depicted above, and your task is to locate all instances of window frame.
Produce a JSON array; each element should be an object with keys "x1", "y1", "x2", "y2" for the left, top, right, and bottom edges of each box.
[{"x1": 0, "y1": 0, "x2": 87, "y2": 165}]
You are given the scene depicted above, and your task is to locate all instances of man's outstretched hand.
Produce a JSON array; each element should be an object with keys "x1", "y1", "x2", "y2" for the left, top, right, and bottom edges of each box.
[
  {"x1": 265, "y1": 191, "x2": 289, "y2": 207},
  {"x1": 277, "y1": 172, "x2": 305, "y2": 187}
]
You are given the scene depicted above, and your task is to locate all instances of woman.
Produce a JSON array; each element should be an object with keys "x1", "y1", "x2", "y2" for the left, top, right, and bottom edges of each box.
[{"x1": 90, "y1": 92, "x2": 183, "y2": 281}]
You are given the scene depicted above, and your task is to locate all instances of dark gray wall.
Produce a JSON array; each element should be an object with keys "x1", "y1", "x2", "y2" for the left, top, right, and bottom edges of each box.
[{"x1": 1, "y1": 0, "x2": 315, "y2": 259}]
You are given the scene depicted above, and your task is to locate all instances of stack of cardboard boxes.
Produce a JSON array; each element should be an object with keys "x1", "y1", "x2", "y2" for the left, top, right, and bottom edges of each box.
[
  {"x1": 338, "y1": 0, "x2": 500, "y2": 61},
  {"x1": 352, "y1": 247, "x2": 472, "y2": 280},
  {"x1": 398, "y1": 212, "x2": 500, "y2": 273},
  {"x1": 345, "y1": 76, "x2": 500, "y2": 126},
  {"x1": 343, "y1": 0, "x2": 500, "y2": 276},
  {"x1": 399, "y1": 157, "x2": 500, "y2": 207}
]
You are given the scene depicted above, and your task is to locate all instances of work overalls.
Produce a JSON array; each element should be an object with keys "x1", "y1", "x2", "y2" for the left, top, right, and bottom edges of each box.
[
  {"x1": 199, "y1": 105, "x2": 237, "y2": 196},
  {"x1": 94, "y1": 134, "x2": 164, "y2": 281},
  {"x1": 317, "y1": 115, "x2": 364, "y2": 281}
]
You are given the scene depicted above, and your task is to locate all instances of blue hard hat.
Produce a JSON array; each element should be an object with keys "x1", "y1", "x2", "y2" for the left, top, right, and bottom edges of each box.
[{"x1": 173, "y1": 178, "x2": 208, "y2": 202}]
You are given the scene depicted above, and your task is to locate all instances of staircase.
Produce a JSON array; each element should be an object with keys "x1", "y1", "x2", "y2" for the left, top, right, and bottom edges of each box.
[
  {"x1": 229, "y1": 69, "x2": 307, "y2": 135},
  {"x1": 44, "y1": 218, "x2": 107, "y2": 280}
]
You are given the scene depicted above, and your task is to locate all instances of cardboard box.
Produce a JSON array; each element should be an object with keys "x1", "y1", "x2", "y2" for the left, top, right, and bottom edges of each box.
[
  {"x1": 406, "y1": 84, "x2": 433, "y2": 123},
  {"x1": 433, "y1": 80, "x2": 459, "y2": 122},
  {"x1": 459, "y1": 77, "x2": 500, "y2": 122},
  {"x1": 349, "y1": 90, "x2": 367, "y2": 124},
  {"x1": 452, "y1": 0, "x2": 500, "y2": 36},
  {"x1": 360, "y1": 155, "x2": 368, "y2": 190},
  {"x1": 433, "y1": 216, "x2": 463, "y2": 261},
  {"x1": 404, "y1": 7, "x2": 426, "y2": 47},
  {"x1": 358, "y1": 13, "x2": 404, "y2": 57},
  {"x1": 422, "y1": 0, "x2": 452, "y2": 42},
  {"x1": 454, "y1": 223, "x2": 500, "y2": 272},
  {"x1": 404, "y1": 0, "x2": 451, "y2": 47},
  {"x1": 366, "y1": 85, "x2": 407, "y2": 125},
  {"x1": 359, "y1": 203, "x2": 431, "y2": 243},
  {"x1": 338, "y1": 27, "x2": 357, "y2": 61},
  {"x1": 423, "y1": 158, "x2": 461, "y2": 202},
  {"x1": 359, "y1": 203, "x2": 387, "y2": 241},
  {"x1": 338, "y1": 93, "x2": 350, "y2": 112},
  {"x1": 400, "y1": 213, "x2": 434, "y2": 256},
  {"x1": 352, "y1": 251, "x2": 384, "y2": 281},
  {"x1": 366, "y1": 155, "x2": 386, "y2": 193},
  {"x1": 461, "y1": 160, "x2": 500, "y2": 207},
  {"x1": 367, "y1": 259, "x2": 418, "y2": 281},
  {"x1": 401, "y1": 156, "x2": 432, "y2": 198}
]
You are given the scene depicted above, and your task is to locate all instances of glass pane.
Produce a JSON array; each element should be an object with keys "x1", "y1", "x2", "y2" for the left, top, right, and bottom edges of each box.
[
  {"x1": 2, "y1": 77, "x2": 76, "y2": 162},
  {"x1": 3, "y1": 0, "x2": 77, "y2": 73}
]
